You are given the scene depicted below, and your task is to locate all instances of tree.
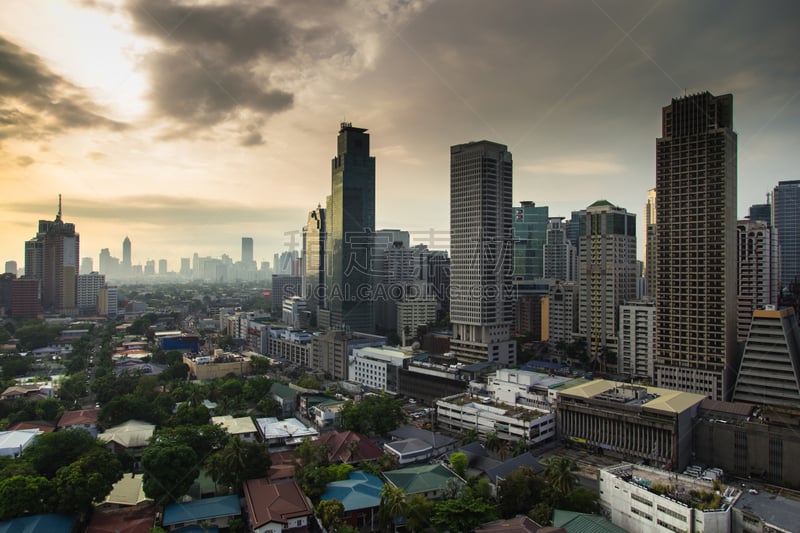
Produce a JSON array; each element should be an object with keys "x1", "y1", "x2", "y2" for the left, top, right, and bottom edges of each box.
[
  {"x1": 497, "y1": 466, "x2": 548, "y2": 518},
  {"x1": 405, "y1": 493, "x2": 433, "y2": 533},
  {"x1": 449, "y1": 452, "x2": 468, "y2": 478},
  {"x1": 206, "y1": 437, "x2": 272, "y2": 494},
  {"x1": 316, "y1": 498, "x2": 345, "y2": 532},
  {"x1": 460, "y1": 428, "x2": 479, "y2": 445},
  {"x1": 339, "y1": 394, "x2": 404, "y2": 435},
  {"x1": 142, "y1": 443, "x2": 199, "y2": 504},
  {"x1": 378, "y1": 484, "x2": 407, "y2": 532},
  {"x1": 431, "y1": 491, "x2": 496, "y2": 532},
  {"x1": 249, "y1": 355, "x2": 271, "y2": 375},
  {"x1": 0, "y1": 475, "x2": 53, "y2": 520},
  {"x1": 174, "y1": 403, "x2": 211, "y2": 426},
  {"x1": 528, "y1": 501, "x2": 553, "y2": 526},
  {"x1": 545, "y1": 456, "x2": 577, "y2": 497},
  {"x1": 512, "y1": 437, "x2": 529, "y2": 457},
  {"x1": 22, "y1": 429, "x2": 99, "y2": 478},
  {"x1": 51, "y1": 447, "x2": 123, "y2": 516},
  {"x1": 59, "y1": 373, "x2": 87, "y2": 405},
  {"x1": 483, "y1": 431, "x2": 502, "y2": 456},
  {"x1": 563, "y1": 486, "x2": 599, "y2": 514},
  {"x1": 154, "y1": 425, "x2": 229, "y2": 460}
]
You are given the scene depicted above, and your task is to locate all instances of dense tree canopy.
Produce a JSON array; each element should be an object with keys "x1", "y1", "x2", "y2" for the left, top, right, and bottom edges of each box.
[
  {"x1": 206, "y1": 437, "x2": 272, "y2": 493},
  {"x1": 339, "y1": 394, "x2": 404, "y2": 435},
  {"x1": 22, "y1": 429, "x2": 100, "y2": 478},
  {"x1": 142, "y1": 443, "x2": 199, "y2": 505}
]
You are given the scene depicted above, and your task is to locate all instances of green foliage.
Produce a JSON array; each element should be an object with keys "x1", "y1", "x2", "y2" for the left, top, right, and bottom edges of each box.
[
  {"x1": 0, "y1": 455, "x2": 37, "y2": 481},
  {"x1": 431, "y1": 490, "x2": 497, "y2": 532},
  {"x1": 59, "y1": 373, "x2": 87, "y2": 405},
  {"x1": 293, "y1": 438, "x2": 334, "y2": 501},
  {"x1": 0, "y1": 475, "x2": 53, "y2": 520},
  {"x1": 154, "y1": 424, "x2": 230, "y2": 460},
  {"x1": 296, "y1": 374, "x2": 322, "y2": 390},
  {"x1": 100, "y1": 393, "x2": 166, "y2": 426},
  {"x1": 460, "y1": 428, "x2": 479, "y2": 445},
  {"x1": 13, "y1": 322, "x2": 61, "y2": 351},
  {"x1": 51, "y1": 447, "x2": 123, "y2": 515},
  {"x1": 449, "y1": 452, "x2": 468, "y2": 478},
  {"x1": 528, "y1": 501, "x2": 554, "y2": 526},
  {"x1": 405, "y1": 493, "x2": 434, "y2": 532},
  {"x1": 206, "y1": 437, "x2": 272, "y2": 494},
  {"x1": 316, "y1": 498, "x2": 345, "y2": 532},
  {"x1": 497, "y1": 466, "x2": 548, "y2": 518},
  {"x1": 22, "y1": 429, "x2": 99, "y2": 478},
  {"x1": 544, "y1": 456, "x2": 577, "y2": 497},
  {"x1": 339, "y1": 394, "x2": 404, "y2": 435},
  {"x1": 563, "y1": 486, "x2": 599, "y2": 514},
  {"x1": 174, "y1": 403, "x2": 211, "y2": 426},
  {"x1": 249, "y1": 355, "x2": 271, "y2": 375},
  {"x1": 242, "y1": 376, "x2": 273, "y2": 402},
  {"x1": 0, "y1": 356, "x2": 34, "y2": 378},
  {"x1": 6, "y1": 398, "x2": 64, "y2": 426},
  {"x1": 142, "y1": 443, "x2": 199, "y2": 505},
  {"x1": 378, "y1": 484, "x2": 407, "y2": 531}
]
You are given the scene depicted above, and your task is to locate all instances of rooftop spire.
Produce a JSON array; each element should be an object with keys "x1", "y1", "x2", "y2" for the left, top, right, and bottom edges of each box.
[{"x1": 56, "y1": 194, "x2": 62, "y2": 221}]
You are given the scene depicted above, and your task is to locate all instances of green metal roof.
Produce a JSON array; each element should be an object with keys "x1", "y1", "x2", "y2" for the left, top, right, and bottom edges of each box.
[
  {"x1": 552, "y1": 510, "x2": 628, "y2": 533},
  {"x1": 383, "y1": 463, "x2": 464, "y2": 495}
]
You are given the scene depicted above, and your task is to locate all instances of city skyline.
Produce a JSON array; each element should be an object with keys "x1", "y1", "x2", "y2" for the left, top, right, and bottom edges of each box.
[{"x1": 1, "y1": 1, "x2": 798, "y2": 268}]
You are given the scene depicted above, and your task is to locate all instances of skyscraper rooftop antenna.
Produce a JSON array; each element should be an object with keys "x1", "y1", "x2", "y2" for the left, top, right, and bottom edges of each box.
[{"x1": 57, "y1": 194, "x2": 62, "y2": 220}]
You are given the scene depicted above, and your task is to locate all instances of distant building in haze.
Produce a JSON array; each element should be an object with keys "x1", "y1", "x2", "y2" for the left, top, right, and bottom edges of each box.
[
  {"x1": 80, "y1": 257, "x2": 93, "y2": 275},
  {"x1": 654, "y1": 92, "x2": 737, "y2": 401},
  {"x1": 543, "y1": 217, "x2": 576, "y2": 282},
  {"x1": 4, "y1": 261, "x2": 17, "y2": 277},
  {"x1": 644, "y1": 188, "x2": 657, "y2": 300},
  {"x1": 773, "y1": 180, "x2": 800, "y2": 289},
  {"x1": 122, "y1": 236, "x2": 131, "y2": 272},
  {"x1": 449, "y1": 140, "x2": 515, "y2": 365},
  {"x1": 241, "y1": 237, "x2": 254, "y2": 265},
  {"x1": 321, "y1": 123, "x2": 376, "y2": 334}
]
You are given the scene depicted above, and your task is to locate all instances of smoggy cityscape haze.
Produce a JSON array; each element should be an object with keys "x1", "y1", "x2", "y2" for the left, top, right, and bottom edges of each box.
[{"x1": 1, "y1": 1, "x2": 799, "y2": 269}]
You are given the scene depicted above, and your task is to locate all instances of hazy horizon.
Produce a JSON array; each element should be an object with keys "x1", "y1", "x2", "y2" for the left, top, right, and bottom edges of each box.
[{"x1": 2, "y1": 1, "x2": 798, "y2": 270}]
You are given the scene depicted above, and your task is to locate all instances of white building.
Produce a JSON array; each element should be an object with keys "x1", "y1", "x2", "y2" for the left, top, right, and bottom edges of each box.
[
  {"x1": 349, "y1": 345, "x2": 412, "y2": 393},
  {"x1": 488, "y1": 368, "x2": 570, "y2": 411},
  {"x1": 436, "y1": 393, "x2": 555, "y2": 446},
  {"x1": 548, "y1": 281, "x2": 577, "y2": 346},
  {"x1": 600, "y1": 463, "x2": 740, "y2": 533},
  {"x1": 211, "y1": 415, "x2": 259, "y2": 442},
  {"x1": 282, "y1": 296, "x2": 308, "y2": 328},
  {"x1": 618, "y1": 300, "x2": 656, "y2": 379},
  {"x1": 77, "y1": 272, "x2": 105, "y2": 314},
  {"x1": 396, "y1": 295, "x2": 437, "y2": 344},
  {"x1": 0, "y1": 429, "x2": 42, "y2": 458}
]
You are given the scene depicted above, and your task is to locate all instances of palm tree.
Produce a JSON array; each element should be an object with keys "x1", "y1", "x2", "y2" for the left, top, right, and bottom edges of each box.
[
  {"x1": 378, "y1": 485, "x2": 408, "y2": 532},
  {"x1": 346, "y1": 439, "x2": 360, "y2": 464},
  {"x1": 405, "y1": 493, "x2": 433, "y2": 532},
  {"x1": 461, "y1": 428, "x2": 479, "y2": 445},
  {"x1": 483, "y1": 431, "x2": 502, "y2": 456},
  {"x1": 512, "y1": 437, "x2": 528, "y2": 457},
  {"x1": 545, "y1": 456, "x2": 577, "y2": 496}
]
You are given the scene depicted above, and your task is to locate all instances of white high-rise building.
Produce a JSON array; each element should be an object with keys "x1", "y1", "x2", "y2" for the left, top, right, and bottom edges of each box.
[
  {"x1": 736, "y1": 219, "x2": 779, "y2": 341},
  {"x1": 543, "y1": 217, "x2": 577, "y2": 282},
  {"x1": 548, "y1": 281, "x2": 577, "y2": 346},
  {"x1": 618, "y1": 301, "x2": 656, "y2": 379},
  {"x1": 77, "y1": 272, "x2": 105, "y2": 315},
  {"x1": 449, "y1": 141, "x2": 516, "y2": 365}
]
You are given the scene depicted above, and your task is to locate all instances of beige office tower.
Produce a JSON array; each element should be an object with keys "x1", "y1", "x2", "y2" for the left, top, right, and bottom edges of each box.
[
  {"x1": 654, "y1": 92, "x2": 737, "y2": 400},
  {"x1": 644, "y1": 188, "x2": 657, "y2": 300}
]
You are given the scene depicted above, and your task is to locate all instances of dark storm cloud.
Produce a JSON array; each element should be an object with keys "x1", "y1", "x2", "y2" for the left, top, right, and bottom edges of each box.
[
  {"x1": 126, "y1": 0, "x2": 316, "y2": 138},
  {"x1": 0, "y1": 36, "x2": 126, "y2": 141}
]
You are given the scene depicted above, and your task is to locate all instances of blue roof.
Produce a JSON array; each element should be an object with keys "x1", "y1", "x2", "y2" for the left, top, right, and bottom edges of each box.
[
  {"x1": 320, "y1": 471, "x2": 384, "y2": 511},
  {"x1": 0, "y1": 514, "x2": 75, "y2": 533},
  {"x1": 163, "y1": 495, "x2": 241, "y2": 526}
]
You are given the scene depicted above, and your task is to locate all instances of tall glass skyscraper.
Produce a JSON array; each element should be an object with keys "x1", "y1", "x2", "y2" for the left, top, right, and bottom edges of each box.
[
  {"x1": 654, "y1": 92, "x2": 737, "y2": 401},
  {"x1": 512, "y1": 201, "x2": 548, "y2": 282},
  {"x1": 773, "y1": 180, "x2": 800, "y2": 289},
  {"x1": 449, "y1": 140, "x2": 516, "y2": 365},
  {"x1": 323, "y1": 123, "x2": 375, "y2": 334}
]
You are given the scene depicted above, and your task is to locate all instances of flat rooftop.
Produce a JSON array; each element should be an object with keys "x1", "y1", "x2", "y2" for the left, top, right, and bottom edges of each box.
[
  {"x1": 735, "y1": 489, "x2": 800, "y2": 531},
  {"x1": 558, "y1": 379, "x2": 706, "y2": 415}
]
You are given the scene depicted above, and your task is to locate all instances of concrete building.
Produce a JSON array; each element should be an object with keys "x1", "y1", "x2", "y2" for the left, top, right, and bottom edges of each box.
[
  {"x1": 77, "y1": 272, "x2": 105, "y2": 315},
  {"x1": 577, "y1": 200, "x2": 637, "y2": 369},
  {"x1": 655, "y1": 92, "x2": 738, "y2": 401},
  {"x1": 773, "y1": 179, "x2": 800, "y2": 289},
  {"x1": 618, "y1": 300, "x2": 656, "y2": 380},
  {"x1": 323, "y1": 123, "x2": 376, "y2": 334},
  {"x1": 512, "y1": 201, "x2": 548, "y2": 282},
  {"x1": 450, "y1": 140, "x2": 516, "y2": 365},
  {"x1": 693, "y1": 399, "x2": 800, "y2": 488},
  {"x1": 556, "y1": 380, "x2": 705, "y2": 470},
  {"x1": 4, "y1": 261, "x2": 17, "y2": 276},
  {"x1": 310, "y1": 329, "x2": 385, "y2": 381},
  {"x1": 544, "y1": 217, "x2": 577, "y2": 282},
  {"x1": 11, "y1": 277, "x2": 41, "y2": 319},
  {"x1": 271, "y1": 275, "x2": 302, "y2": 317},
  {"x1": 301, "y1": 206, "x2": 325, "y2": 321},
  {"x1": 97, "y1": 286, "x2": 118, "y2": 318},
  {"x1": 265, "y1": 328, "x2": 312, "y2": 367},
  {"x1": 25, "y1": 196, "x2": 79, "y2": 314},
  {"x1": 396, "y1": 293, "x2": 437, "y2": 345},
  {"x1": 282, "y1": 296, "x2": 308, "y2": 329},
  {"x1": 599, "y1": 463, "x2": 741, "y2": 533},
  {"x1": 732, "y1": 307, "x2": 800, "y2": 408},
  {"x1": 644, "y1": 188, "x2": 657, "y2": 300},
  {"x1": 548, "y1": 281, "x2": 577, "y2": 346},
  {"x1": 349, "y1": 345, "x2": 413, "y2": 393},
  {"x1": 736, "y1": 219, "x2": 780, "y2": 341}
]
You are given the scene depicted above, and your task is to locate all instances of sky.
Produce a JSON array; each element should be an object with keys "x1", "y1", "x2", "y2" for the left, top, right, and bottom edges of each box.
[{"x1": 1, "y1": 0, "x2": 798, "y2": 272}]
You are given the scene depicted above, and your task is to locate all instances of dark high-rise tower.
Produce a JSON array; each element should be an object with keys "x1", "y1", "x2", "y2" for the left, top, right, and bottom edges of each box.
[
  {"x1": 449, "y1": 140, "x2": 516, "y2": 365},
  {"x1": 773, "y1": 180, "x2": 800, "y2": 289},
  {"x1": 654, "y1": 92, "x2": 737, "y2": 400},
  {"x1": 322, "y1": 123, "x2": 375, "y2": 333}
]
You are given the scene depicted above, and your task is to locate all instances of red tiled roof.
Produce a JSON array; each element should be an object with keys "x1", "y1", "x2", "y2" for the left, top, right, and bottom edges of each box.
[
  {"x1": 316, "y1": 431, "x2": 384, "y2": 464},
  {"x1": 86, "y1": 503, "x2": 156, "y2": 533},
  {"x1": 8, "y1": 421, "x2": 56, "y2": 433},
  {"x1": 243, "y1": 479, "x2": 313, "y2": 529},
  {"x1": 58, "y1": 408, "x2": 100, "y2": 427}
]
